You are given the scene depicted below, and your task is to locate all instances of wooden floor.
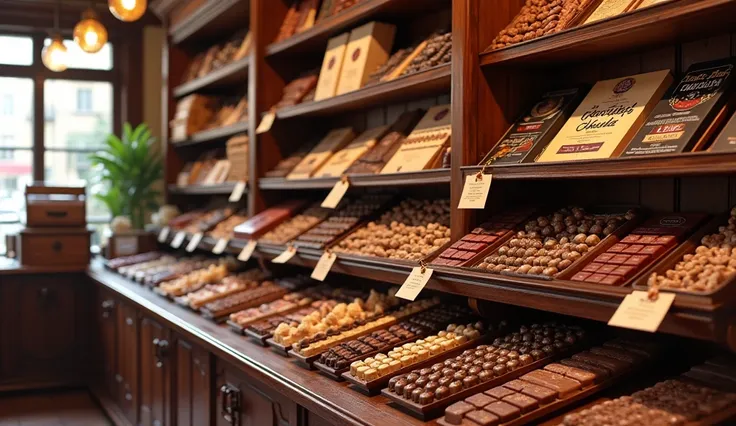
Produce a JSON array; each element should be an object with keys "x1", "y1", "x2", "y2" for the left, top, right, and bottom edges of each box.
[{"x1": 0, "y1": 390, "x2": 111, "y2": 426}]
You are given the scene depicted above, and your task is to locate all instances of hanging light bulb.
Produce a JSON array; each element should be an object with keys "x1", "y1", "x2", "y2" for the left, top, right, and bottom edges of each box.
[
  {"x1": 109, "y1": 0, "x2": 147, "y2": 22},
  {"x1": 42, "y1": 1, "x2": 67, "y2": 72},
  {"x1": 74, "y1": 8, "x2": 108, "y2": 53}
]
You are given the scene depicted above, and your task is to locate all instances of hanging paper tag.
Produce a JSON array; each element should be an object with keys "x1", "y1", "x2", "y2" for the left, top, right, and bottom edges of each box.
[
  {"x1": 321, "y1": 178, "x2": 349, "y2": 209},
  {"x1": 396, "y1": 266, "x2": 434, "y2": 301},
  {"x1": 185, "y1": 233, "x2": 203, "y2": 252},
  {"x1": 170, "y1": 231, "x2": 186, "y2": 248},
  {"x1": 157, "y1": 227, "x2": 170, "y2": 243},
  {"x1": 272, "y1": 246, "x2": 297, "y2": 264},
  {"x1": 458, "y1": 173, "x2": 492, "y2": 209},
  {"x1": 311, "y1": 251, "x2": 337, "y2": 281},
  {"x1": 237, "y1": 240, "x2": 258, "y2": 262},
  {"x1": 256, "y1": 112, "x2": 276, "y2": 134},
  {"x1": 608, "y1": 290, "x2": 675, "y2": 333},
  {"x1": 212, "y1": 238, "x2": 229, "y2": 255},
  {"x1": 229, "y1": 181, "x2": 247, "y2": 202}
]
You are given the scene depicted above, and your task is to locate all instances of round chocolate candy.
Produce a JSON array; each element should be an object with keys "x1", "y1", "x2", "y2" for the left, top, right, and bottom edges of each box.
[
  {"x1": 507, "y1": 351, "x2": 519, "y2": 360},
  {"x1": 472, "y1": 358, "x2": 485, "y2": 367},
  {"x1": 450, "y1": 362, "x2": 463, "y2": 370},
  {"x1": 415, "y1": 376, "x2": 429, "y2": 388},
  {"x1": 394, "y1": 378, "x2": 407, "y2": 395},
  {"x1": 442, "y1": 367, "x2": 455, "y2": 377},
  {"x1": 403, "y1": 383, "x2": 417, "y2": 399},
  {"x1": 482, "y1": 362, "x2": 495, "y2": 371},
  {"x1": 479, "y1": 370, "x2": 492, "y2": 382},
  {"x1": 484, "y1": 353, "x2": 498, "y2": 362},
  {"x1": 463, "y1": 375, "x2": 479, "y2": 388},
  {"x1": 419, "y1": 392, "x2": 434, "y2": 405},
  {"x1": 425, "y1": 381, "x2": 439, "y2": 394},
  {"x1": 506, "y1": 359, "x2": 519, "y2": 370},
  {"x1": 498, "y1": 349, "x2": 509, "y2": 356},
  {"x1": 542, "y1": 345, "x2": 555, "y2": 355},
  {"x1": 493, "y1": 364, "x2": 508, "y2": 376},
  {"x1": 439, "y1": 376, "x2": 453, "y2": 387},
  {"x1": 496, "y1": 357, "x2": 509, "y2": 365},
  {"x1": 519, "y1": 354, "x2": 533, "y2": 366},
  {"x1": 406, "y1": 373, "x2": 419, "y2": 384},
  {"x1": 448, "y1": 381, "x2": 463, "y2": 394},
  {"x1": 419, "y1": 368, "x2": 433, "y2": 376},
  {"x1": 468, "y1": 366, "x2": 482, "y2": 376},
  {"x1": 435, "y1": 386, "x2": 450, "y2": 400},
  {"x1": 411, "y1": 387, "x2": 423, "y2": 402},
  {"x1": 431, "y1": 363, "x2": 444, "y2": 372},
  {"x1": 443, "y1": 359, "x2": 454, "y2": 367},
  {"x1": 531, "y1": 350, "x2": 544, "y2": 360},
  {"x1": 453, "y1": 370, "x2": 467, "y2": 381},
  {"x1": 463, "y1": 356, "x2": 475, "y2": 364},
  {"x1": 474, "y1": 350, "x2": 485, "y2": 358},
  {"x1": 389, "y1": 376, "x2": 400, "y2": 391},
  {"x1": 429, "y1": 372, "x2": 442, "y2": 382}
]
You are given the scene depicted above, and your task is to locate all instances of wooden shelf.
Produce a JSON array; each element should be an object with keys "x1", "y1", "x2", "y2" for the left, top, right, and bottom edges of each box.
[
  {"x1": 171, "y1": 122, "x2": 249, "y2": 147},
  {"x1": 173, "y1": 57, "x2": 250, "y2": 98},
  {"x1": 276, "y1": 64, "x2": 450, "y2": 119},
  {"x1": 170, "y1": 0, "x2": 250, "y2": 45},
  {"x1": 265, "y1": 0, "x2": 449, "y2": 57},
  {"x1": 258, "y1": 169, "x2": 450, "y2": 190},
  {"x1": 167, "y1": 182, "x2": 241, "y2": 195},
  {"x1": 462, "y1": 152, "x2": 736, "y2": 181},
  {"x1": 479, "y1": 0, "x2": 736, "y2": 67}
]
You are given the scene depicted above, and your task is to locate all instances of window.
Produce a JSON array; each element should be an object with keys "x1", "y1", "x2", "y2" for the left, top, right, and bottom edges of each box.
[
  {"x1": 0, "y1": 36, "x2": 117, "y2": 254},
  {"x1": 76, "y1": 88, "x2": 93, "y2": 113}
]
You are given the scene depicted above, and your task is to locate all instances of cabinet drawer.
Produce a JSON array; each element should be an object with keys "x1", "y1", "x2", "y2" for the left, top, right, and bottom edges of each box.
[
  {"x1": 19, "y1": 230, "x2": 90, "y2": 267},
  {"x1": 26, "y1": 201, "x2": 86, "y2": 227}
]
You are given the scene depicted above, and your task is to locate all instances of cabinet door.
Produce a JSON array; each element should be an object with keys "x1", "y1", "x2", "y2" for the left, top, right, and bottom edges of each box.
[
  {"x1": 116, "y1": 302, "x2": 139, "y2": 426},
  {"x1": 174, "y1": 337, "x2": 211, "y2": 426},
  {"x1": 96, "y1": 288, "x2": 118, "y2": 400},
  {"x1": 139, "y1": 316, "x2": 172, "y2": 426},
  {"x1": 215, "y1": 359, "x2": 298, "y2": 426}
]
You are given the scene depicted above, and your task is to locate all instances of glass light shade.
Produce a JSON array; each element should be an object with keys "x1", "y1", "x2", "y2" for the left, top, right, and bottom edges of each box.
[
  {"x1": 74, "y1": 9, "x2": 108, "y2": 53},
  {"x1": 109, "y1": 0, "x2": 147, "y2": 22},
  {"x1": 42, "y1": 35, "x2": 68, "y2": 72}
]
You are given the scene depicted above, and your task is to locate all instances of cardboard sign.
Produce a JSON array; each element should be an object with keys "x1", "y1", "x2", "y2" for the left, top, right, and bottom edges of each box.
[
  {"x1": 171, "y1": 231, "x2": 186, "y2": 249},
  {"x1": 311, "y1": 251, "x2": 337, "y2": 281},
  {"x1": 185, "y1": 233, "x2": 203, "y2": 252},
  {"x1": 272, "y1": 246, "x2": 297, "y2": 264},
  {"x1": 256, "y1": 112, "x2": 275, "y2": 134},
  {"x1": 157, "y1": 227, "x2": 170, "y2": 243},
  {"x1": 396, "y1": 266, "x2": 434, "y2": 301},
  {"x1": 237, "y1": 240, "x2": 258, "y2": 262},
  {"x1": 114, "y1": 236, "x2": 138, "y2": 257},
  {"x1": 321, "y1": 179, "x2": 349, "y2": 209},
  {"x1": 458, "y1": 173, "x2": 492, "y2": 209},
  {"x1": 608, "y1": 290, "x2": 675, "y2": 332},
  {"x1": 229, "y1": 181, "x2": 247, "y2": 202},
  {"x1": 212, "y1": 238, "x2": 229, "y2": 255}
]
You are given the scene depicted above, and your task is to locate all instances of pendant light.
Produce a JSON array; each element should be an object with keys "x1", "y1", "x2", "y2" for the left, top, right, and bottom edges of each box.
[
  {"x1": 42, "y1": 0, "x2": 68, "y2": 72},
  {"x1": 74, "y1": 4, "x2": 108, "y2": 53},
  {"x1": 109, "y1": 0, "x2": 147, "y2": 22}
]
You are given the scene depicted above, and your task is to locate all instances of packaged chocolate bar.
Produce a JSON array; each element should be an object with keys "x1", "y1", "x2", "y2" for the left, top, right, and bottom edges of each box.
[
  {"x1": 623, "y1": 58, "x2": 736, "y2": 157},
  {"x1": 346, "y1": 110, "x2": 424, "y2": 174},
  {"x1": 710, "y1": 110, "x2": 736, "y2": 152},
  {"x1": 233, "y1": 200, "x2": 308, "y2": 240},
  {"x1": 480, "y1": 89, "x2": 583, "y2": 166}
]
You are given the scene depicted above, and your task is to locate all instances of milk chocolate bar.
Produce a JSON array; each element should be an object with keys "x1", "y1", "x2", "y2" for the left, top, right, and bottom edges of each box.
[
  {"x1": 273, "y1": 71, "x2": 318, "y2": 110},
  {"x1": 200, "y1": 282, "x2": 287, "y2": 319},
  {"x1": 265, "y1": 140, "x2": 319, "y2": 178},
  {"x1": 233, "y1": 200, "x2": 308, "y2": 240},
  {"x1": 623, "y1": 58, "x2": 736, "y2": 157}
]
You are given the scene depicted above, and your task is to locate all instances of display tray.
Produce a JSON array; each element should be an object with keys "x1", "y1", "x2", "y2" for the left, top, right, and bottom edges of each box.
[
  {"x1": 199, "y1": 291, "x2": 287, "y2": 323},
  {"x1": 380, "y1": 343, "x2": 585, "y2": 421},
  {"x1": 243, "y1": 327, "x2": 272, "y2": 346},
  {"x1": 632, "y1": 213, "x2": 736, "y2": 305},
  {"x1": 342, "y1": 336, "x2": 490, "y2": 396},
  {"x1": 265, "y1": 337, "x2": 292, "y2": 357},
  {"x1": 226, "y1": 319, "x2": 245, "y2": 335}
]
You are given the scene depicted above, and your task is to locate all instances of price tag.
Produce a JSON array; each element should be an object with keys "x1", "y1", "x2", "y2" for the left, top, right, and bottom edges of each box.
[
  {"x1": 458, "y1": 173, "x2": 492, "y2": 209},
  {"x1": 212, "y1": 238, "x2": 229, "y2": 255},
  {"x1": 256, "y1": 112, "x2": 276, "y2": 134},
  {"x1": 395, "y1": 266, "x2": 434, "y2": 301},
  {"x1": 271, "y1": 246, "x2": 297, "y2": 264},
  {"x1": 321, "y1": 178, "x2": 349, "y2": 209},
  {"x1": 114, "y1": 236, "x2": 139, "y2": 256},
  {"x1": 170, "y1": 231, "x2": 186, "y2": 248},
  {"x1": 228, "y1": 181, "x2": 247, "y2": 202},
  {"x1": 311, "y1": 251, "x2": 337, "y2": 281},
  {"x1": 157, "y1": 226, "x2": 170, "y2": 243},
  {"x1": 185, "y1": 233, "x2": 203, "y2": 252},
  {"x1": 608, "y1": 290, "x2": 675, "y2": 333},
  {"x1": 237, "y1": 240, "x2": 258, "y2": 262}
]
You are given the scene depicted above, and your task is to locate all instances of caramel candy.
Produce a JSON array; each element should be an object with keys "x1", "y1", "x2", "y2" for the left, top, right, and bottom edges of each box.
[
  {"x1": 445, "y1": 401, "x2": 474, "y2": 425},
  {"x1": 520, "y1": 369, "x2": 581, "y2": 398}
]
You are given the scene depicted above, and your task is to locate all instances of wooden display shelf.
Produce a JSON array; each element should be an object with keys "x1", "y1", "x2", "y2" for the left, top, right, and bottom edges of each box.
[
  {"x1": 171, "y1": 121, "x2": 249, "y2": 147},
  {"x1": 479, "y1": 0, "x2": 736, "y2": 67},
  {"x1": 167, "y1": 182, "x2": 242, "y2": 195},
  {"x1": 258, "y1": 169, "x2": 450, "y2": 190},
  {"x1": 276, "y1": 64, "x2": 450, "y2": 119},
  {"x1": 265, "y1": 0, "x2": 449, "y2": 57},
  {"x1": 170, "y1": 0, "x2": 250, "y2": 45},
  {"x1": 462, "y1": 152, "x2": 736, "y2": 181},
  {"x1": 173, "y1": 57, "x2": 250, "y2": 98}
]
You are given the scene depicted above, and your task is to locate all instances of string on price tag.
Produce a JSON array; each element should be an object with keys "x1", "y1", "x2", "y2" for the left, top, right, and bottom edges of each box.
[
  {"x1": 157, "y1": 227, "x2": 170, "y2": 243},
  {"x1": 311, "y1": 250, "x2": 337, "y2": 281},
  {"x1": 272, "y1": 245, "x2": 297, "y2": 264},
  {"x1": 237, "y1": 240, "x2": 258, "y2": 262},
  {"x1": 395, "y1": 261, "x2": 434, "y2": 301},
  {"x1": 185, "y1": 233, "x2": 203, "y2": 252},
  {"x1": 321, "y1": 175, "x2": 349, "y2": 209}
]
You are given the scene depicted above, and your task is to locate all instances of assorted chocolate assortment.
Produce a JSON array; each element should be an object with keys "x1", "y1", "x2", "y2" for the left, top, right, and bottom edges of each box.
[
  {"x1": 401, "y1": 30, "x2": 452, "y2": 76},
  {"x1": 229, "y1": 292, "x2": 316, "y2": 327},
  {"x1": 476, "y1": 207, "x2": 636, "y2": 277},
  {"x1": 180, "y1": 31, "x2": 251, "y2": 84},
  {"x1": 245, "y1": 301, "x2": 337, "y2": 340},
  {"x1": 272, "y1": 72, "x2": 318, "y2": 110},
  {"x1": 334, "y1": 198, "x2": 451, "y2": 261},
  {"x1": 208, "y1": 211, "x2": 249, "y2": 240},
  {"x1": 176, "y1": 270, "x2": 267, "y2": 309},
  {"x1": 432, "y1": 210, "x2": 534, "y2": 267},
  {"x1": 158, "y1": 263, "x2": 232, "y2": 297},
  {"x1": 200, "y1": 281, "x2": 288, "y2": 319},
  {"x1": 648, "y1": 207, "x2": 736, "y2": 293},
  {"x1": 258, "y1": 203, "x2": 330, "y2": 245}
]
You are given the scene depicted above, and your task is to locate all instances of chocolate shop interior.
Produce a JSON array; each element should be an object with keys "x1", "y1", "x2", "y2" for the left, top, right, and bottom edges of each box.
[{"x1": 5, "y1": 0, "x2": 736, "y2": 425}]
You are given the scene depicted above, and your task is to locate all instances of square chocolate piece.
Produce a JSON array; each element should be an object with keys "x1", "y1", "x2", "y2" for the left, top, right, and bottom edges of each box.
[
  {"x1": 621, "y1": 234, "x2": 641, "y2": 243},
  {"x1": 465, "y1": 393, "x2": 495, "y2": 409},
  {"x1": 623, "y1": 244, "x2": 644, "y2": 254},
  {"x1": 572, "y1": 272, "x2": 592, "y2": 281},
  {"x1": 585, "y1": 274, "x2": 606, "y2": 283},
  {"x1": 638, "y1": 245, "x2": 664, "y2": 256},
  {"x1": 486, "y1": 386, "x2": 516, "y2": 399},
  {"x1": 583, "y1": 263, "x2": 603, "y2": 273},
  {"x1": 466, "y1": 409, "x2": 500, "y2": 426},
  {"x1": 610, "y1": 265, "x2": 636, "y2": 277},
  {"x1": 609, "y1": 255, "x2": 631, "y2": 265},
  {"x1": 484, "y1": 401, "x2": 520, "y2": 422},
  {"x1": 609, "y1": 244, "x2": 629, "y2": 253},
  {"x1": 502, "y1": 393, "x2": 538, "y2": 413},
  {"x1": 624, "y1": 255, "x2": 649, "y2": 267},
  {"x1": 597, "y1": 264, "x2": 617, "y2": 274},
  {"x1": 601, "y1": 275, "x2": 623, "y2": 285},
  {"x1": 596, "y1": 253, "x2": 615, "y2": 263},
  {"x1": 445, "y1": 401, "x2": 475, "y2": 425}
]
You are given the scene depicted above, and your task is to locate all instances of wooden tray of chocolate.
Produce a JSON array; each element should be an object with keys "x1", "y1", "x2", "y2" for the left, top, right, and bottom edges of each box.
[
  {"x1": 632, "y1": 213, "x2": 736, "y2": 304},
  {"x1": 265, "y1": 337, "x2": 292, "y2": 357},
  {"x1": 226, "y1": 319, "x2": 245, "y2": 335}
]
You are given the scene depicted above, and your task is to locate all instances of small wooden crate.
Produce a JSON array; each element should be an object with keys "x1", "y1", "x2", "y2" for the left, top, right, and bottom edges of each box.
[
  {"x1": 25, "y1": 184, "x2": 86, "y2": 228},
  {"x1": 18, "y1": 228, "x2": 91, "y2": 269}
]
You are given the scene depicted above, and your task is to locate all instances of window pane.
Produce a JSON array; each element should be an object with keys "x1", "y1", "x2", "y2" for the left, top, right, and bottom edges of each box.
[
  {"x1": 0, "y1": 148, "x2": 32, "y2": 252},
  {"x1": 44, "y1": 151, "x2": 110, "y2": 221},
  {"x1": 44, "y1": 38, "x2": 112, "y2": 70},
  {"x1": 45, "y1": 80, "x2": 112, "y2": 149},
  {"x1": 0, "y1": 77, "x2": 33, "y2": 148},
  {"x1": 0, "y1": 35, "x2": 33, "y2": 65}
]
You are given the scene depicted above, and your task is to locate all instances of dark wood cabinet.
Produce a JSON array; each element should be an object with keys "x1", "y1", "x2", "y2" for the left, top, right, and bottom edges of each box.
[
  {"x1": 96, "y1": 288, "x2": 118, "y2": 400},
  {"x1": 116, "y1": 302, "x2": 139, "y2": 426},
  {"x1": 174, "y1": 336, "x2": 212, "y2": 426},
  {"x1": 214, "y1": 359, "x2": 298, "y2": 426},
  {"x1": 139, "y1": 316, "x2": 173, "y2": 426}
]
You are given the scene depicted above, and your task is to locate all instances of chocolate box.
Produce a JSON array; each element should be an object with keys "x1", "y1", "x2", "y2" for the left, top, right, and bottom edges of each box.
[
  {"x1": 314, "y1": 33, "x2": 350, "y2": 101},
  {"x1": 480, "y1": 88, "x2": 583, "y2": 165},
  {"x1": 622, "y1": 58, "x2": 736, "y2": 157},
  {"x1": 335, "y1": 21, "x2": 396, "y2": 95},
  {"x1": 313, "y1": 125, "x2": 390, "y2": 177},
  {"x1": 381, "y1": 104, "x2": 452, "y2": 174},
  {"x1": 286, "y1": 127, "x2": 356, "y2": 180},
  {"x1": 710, "y1": 110, "x2": 736, "y2": 152},
  {"x1": 233, "y1": 200, "x2": 308, "y2": 240}
]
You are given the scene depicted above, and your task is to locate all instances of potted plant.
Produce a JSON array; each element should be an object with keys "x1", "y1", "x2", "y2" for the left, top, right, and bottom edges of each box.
[{"x1": 89, "y1": 123, "x2": 163, "y2": 257}]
